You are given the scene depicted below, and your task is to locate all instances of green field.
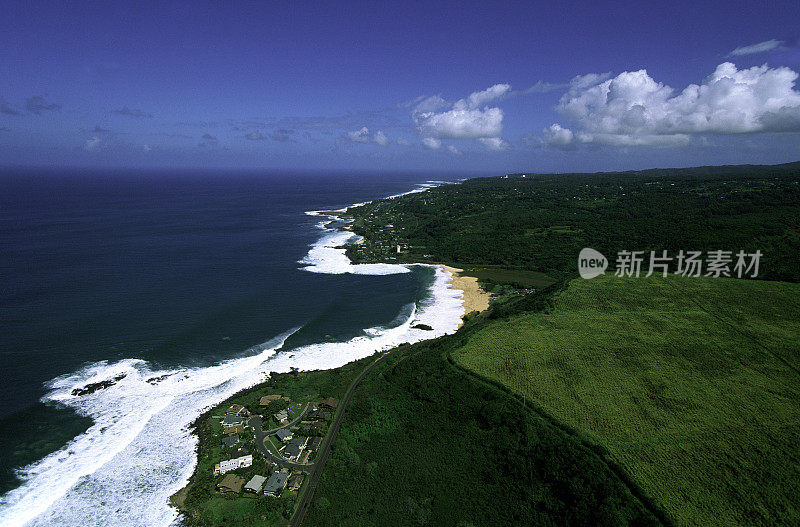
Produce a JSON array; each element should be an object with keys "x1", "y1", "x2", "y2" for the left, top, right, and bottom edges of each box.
[
  {"x1": 303, "y1": 324, "x2": 664, "y2": 525},
  {"x1": 459, "y1": 266, "x2": 556, "y2": 288},
  {"x1": 453, "y1": 274, "x2": 800, "y2": 526}
]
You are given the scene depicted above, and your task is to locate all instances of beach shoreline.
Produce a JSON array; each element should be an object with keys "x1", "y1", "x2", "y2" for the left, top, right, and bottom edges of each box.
[{"x1": 440, "y1": 265, "x2": 491, "y2": 324}]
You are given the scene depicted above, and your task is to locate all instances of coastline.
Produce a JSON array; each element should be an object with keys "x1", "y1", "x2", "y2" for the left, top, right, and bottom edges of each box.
[
  {"x1": 0, "y1": 179, "x2": 465, "y2": 527},
  {"x1": 165, "y1": 181, "x2": 468, "y2": 523},
  {"x1": 440, "y1": 265, "x2": 491, "y2": 324},
  {"x1": 315, "y1": 183, "x2": 490, "y2": 325}
]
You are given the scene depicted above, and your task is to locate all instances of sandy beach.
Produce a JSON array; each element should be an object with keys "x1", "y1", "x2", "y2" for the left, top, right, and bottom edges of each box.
[{"x1": 441, "y1": 265, "x2": 491, "y2": 323}]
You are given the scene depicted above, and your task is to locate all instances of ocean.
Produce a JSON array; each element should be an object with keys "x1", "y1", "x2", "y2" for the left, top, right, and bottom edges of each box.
[{"x1": 0, "y1": 169, "x2": 468, "y2": 526}]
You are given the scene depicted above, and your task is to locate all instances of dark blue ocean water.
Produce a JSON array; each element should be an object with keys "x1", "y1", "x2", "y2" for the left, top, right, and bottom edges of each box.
[{"x1": 0, "y1": 168, "x2": 465, "y2": 495}]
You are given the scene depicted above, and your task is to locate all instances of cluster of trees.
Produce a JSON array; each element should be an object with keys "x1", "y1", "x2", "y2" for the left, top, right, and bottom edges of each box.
[{"x1": 347, "y1": 163, "x2": 800, "y2": 282}]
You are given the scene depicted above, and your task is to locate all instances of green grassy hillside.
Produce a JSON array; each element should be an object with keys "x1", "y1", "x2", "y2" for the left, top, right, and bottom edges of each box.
[
  {"x1": 303, "y1": 311, "x2": 665, "y2": 526},
  {"x1": 453, "y1": 275, "x2": 800, "y2": 525}
]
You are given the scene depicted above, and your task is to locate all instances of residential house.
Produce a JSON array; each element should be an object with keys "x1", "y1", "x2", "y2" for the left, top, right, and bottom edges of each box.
[
  {"x1": 287, "y1": 472, "x2": 304, "y2": 491},
  {"x1": 283, "y1": 436, "x2": 307, "y2": 461},
  {"x1": 224, "y1": 424, "x2": 244, "y2": 436},
  {"x1": 222, "y1": 414, "x2": 245, "y2": 428},
  {"x1": 307, "y1": 409, "x2": 330, "y2": 421},
  {"x1": 216, "y1": 474, "x2": 245, "y2": 493},
  {"x1": 299, "y1": 421, "x2": 323, "y2": 434},
  {"x1": 273, "y1": 409, "x2": 289, "y2": 423},
  {"x1": 244, "y1": 475, "x2": 267, "y2": 494},
  {"x1": 263, "y1": 472, "x2": 289, "y2": 497},
  {"x1": 221, "y1": 434, "x2": 240, "y2": 448},
  {"x1": 307, "y1": 437, "x2": 322, "y2": 451},
  {"x1": 275, "y1": 428, "x2": 293, "y2": 442},
  {"x1": 214, "y1": 449, "x2": 253, "y2": 475},
  {"x1": 226, "y1": 404, "x2": 250, "y2": 416}
]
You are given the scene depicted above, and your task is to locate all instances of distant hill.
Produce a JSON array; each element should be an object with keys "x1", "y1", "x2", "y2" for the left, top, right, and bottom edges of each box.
[{"x1": 507, "y1": 160, "x2": 800, "y2": 178}]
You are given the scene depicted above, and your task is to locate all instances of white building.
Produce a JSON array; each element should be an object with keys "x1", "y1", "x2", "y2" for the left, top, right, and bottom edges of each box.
[
  {"x1": 274, "y1": 409, "x2": 289, "y2": 423},
  {"x1": 214, "y1": 454, "x2": 253, "y2": 475},
  {"x1": 244, "y1": 475, "x2": 267, "y2": 493}
]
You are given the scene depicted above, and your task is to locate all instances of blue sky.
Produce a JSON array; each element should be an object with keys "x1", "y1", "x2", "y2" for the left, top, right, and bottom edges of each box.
[{"x1": 1, "y1": 0, "x2": 799, "y2": 173}]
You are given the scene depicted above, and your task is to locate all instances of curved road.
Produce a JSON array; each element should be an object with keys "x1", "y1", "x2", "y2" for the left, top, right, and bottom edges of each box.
[
  {"x1": 289, "y1": 350, "x2": 395, "y2": 526},
  {"x1": 249, "y1": 405, "x2": 314, "y2": 471}
]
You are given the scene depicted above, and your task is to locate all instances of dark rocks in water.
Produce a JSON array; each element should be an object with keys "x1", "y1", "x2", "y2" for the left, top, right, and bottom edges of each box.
[
  {"x1": 146, "y1": 373, "x2": 173, "y2": 385},
  {"x1": 71, "y1": 373, "x2": 127, "y2": 396},
  {"x1": 412, "y1": 324, "x2": 433, "y2": 331}
]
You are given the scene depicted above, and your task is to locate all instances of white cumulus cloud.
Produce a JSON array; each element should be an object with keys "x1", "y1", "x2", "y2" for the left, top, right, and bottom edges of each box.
[
  {"x1": 347, "y1": 126, "x2": 371, "y2": 143},
  {"x1": 447, "y1": 145, "x2": 462, "y2": 155},
  {"x1": 728, "y1": 39, "x2": 783, "y2": 57},
  {"x1": 397, "y1": 137, "x2": 411, "y2": 146},
  {"x1": 478, "y1": 137, "x2": 511, "y2": 151},
  {"x1": 543, "y1": 62, "x2": 800, "y2": 148},
  {"x1": 347, "y1": 127, "x2": 390, "y2": 146},
  {"x1": 542, "y1": 124, "x2": 575, "y2": 149},
  {"x1": 415, "y1": 107, "x2": 504, "y2": 139},
  {"x1": 454, "y1": 83, "x2": 510, "y2": 110},
  {"x1": 412, "y1": 95, "x2": 448, "y2": 113},
  {"x1": 422, "y1": 137, "x2": 442, "y2": 149},
  {"x1": 413, "y1": 84, "x2": 508, "y2": 141},
  {"x1": 373, "y1": 130, "x2": 389, "y2": 146}
]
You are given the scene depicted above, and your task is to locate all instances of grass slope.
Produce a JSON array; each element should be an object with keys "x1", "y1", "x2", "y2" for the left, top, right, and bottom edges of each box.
[
  {"x1": 303, "y1": 322, "x2": 664, "y2": 526},
  {"x1": 453, "y1": 275, "x2": 800, "y2": 526}
]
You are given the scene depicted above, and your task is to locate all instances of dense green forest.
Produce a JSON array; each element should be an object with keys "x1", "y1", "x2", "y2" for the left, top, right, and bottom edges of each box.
[{"x1": 343, "y1": 162, "x2": 800, "y2": 282}]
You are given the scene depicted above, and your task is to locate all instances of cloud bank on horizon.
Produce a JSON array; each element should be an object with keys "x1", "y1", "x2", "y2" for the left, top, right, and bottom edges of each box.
[
  {"x1": 346, "y1": 126, "x2": 389, "y2": 146},
  {"x1": 540, "y1": 62, "x2": 800, "y2": 149},
  {"x1": 342, "y1": 55, "x2": 800, "y2": 156}
]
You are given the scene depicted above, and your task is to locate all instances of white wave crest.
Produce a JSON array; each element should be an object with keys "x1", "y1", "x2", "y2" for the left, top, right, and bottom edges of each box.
[
  {"x1": 298, "y1": 229, "x2": 411, "y2": 275},
  {"x1": 299, "y1": 180, "x2": 449, "y2": 276}
]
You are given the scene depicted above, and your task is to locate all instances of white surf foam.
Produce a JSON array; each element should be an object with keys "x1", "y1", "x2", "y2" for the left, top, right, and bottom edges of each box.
[
  {"x1": 299, "y1": 180, "x2": 450, "y2": 276},
  {"x1": 298, "y1": 228, "x2": 411, "y2": 275},
  {"x1": 0, "y1": 180, "x2": 465, "y2": 527}
]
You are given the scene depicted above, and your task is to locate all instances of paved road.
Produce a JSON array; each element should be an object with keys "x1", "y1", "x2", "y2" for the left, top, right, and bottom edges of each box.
[
  {"x1": 289, "y1": 350, "x2": 395, "y2": 527},
  {"x1": 249, "y1": 409, "x2": 314, "y2": 472},
  {"x1": 263, "y1": 403, "x2": 311, "y2": 434}
]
